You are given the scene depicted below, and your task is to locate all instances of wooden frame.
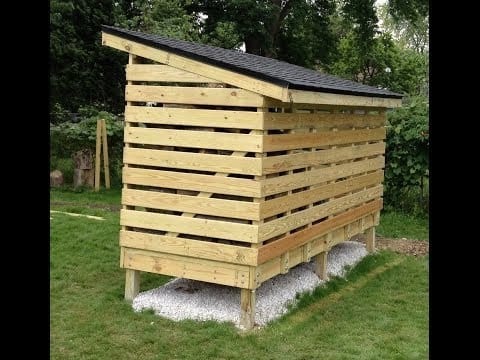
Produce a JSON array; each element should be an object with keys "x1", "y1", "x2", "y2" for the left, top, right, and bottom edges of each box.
[{"x1": 102, "y1": 32, "x2": 398, "y2": 330}]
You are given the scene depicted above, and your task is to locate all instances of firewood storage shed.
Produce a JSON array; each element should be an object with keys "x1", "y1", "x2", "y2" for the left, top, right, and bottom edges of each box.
[{"x1": 101, "y1": 25, "x2": 402, "y2": 329}]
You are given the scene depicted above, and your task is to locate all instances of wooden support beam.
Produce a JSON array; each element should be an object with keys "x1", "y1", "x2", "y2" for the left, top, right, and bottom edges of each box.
[
  {"x1": 95, "y1": 120, "x2": 102, "y2": 191},
  {"x1": 240, "y1": 289, "x2": 256, "y2": 330},
  {"x1": 314, "y1": 251, "x2": 328, "y2": 280},
  {"x1": 366, "y1": 227, "x2": 376, "y2": 252},
  {"x1": 125, "y1": 269, "x2": 140, "y2": 302},
  {"x1": 101, "y1": 119, "x2": 110, "y2": 189}
]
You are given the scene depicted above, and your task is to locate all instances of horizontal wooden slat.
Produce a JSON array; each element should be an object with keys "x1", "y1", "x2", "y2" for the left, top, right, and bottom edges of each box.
[
  {"x1": 261, "y1": 156, "x2": 384, "y2": 196},
  {"x1": 260, "y1": 171, "x2": 383, "y2": 219},
  {"x1": 258, "y1": 186, "x2": 382, "y2": 241},
  {"x1": 263, "y1": 142, "x2": 385, "y2": 174},
  {"x1": 102, "y1": 32, "x2": 288, "y2": 101},
  {"x1": 122, "y1": 188, "x2": 260, "y2": 220},
  {"x1": 287, "y1": 89, "x2": 402, "y2": 108},
  {"x1": 125, "y1": 127, "x2": 263, "y2": 152},
  {"x1": 120, "y1": 230, "x2": 258, "y2": 265},
  {"x1": 263, "y1": 112, "x2": 385, "y2": 130},
  {"x1": 121, "y1": 209, "x2": 258, "y2": 242},
  {"x1": 125, "y1": 85, "x2": 266, "y2": 107},
  {"x1": 125, "y1": 106, "x2": 264, "y2": 129},
  {"x1": 126, "y1": 64, "x2": 220, "y2": 83},
  {"x1": 257, "y1": 199, "x2": 382, "y2": 263},
  {"x1": 263, "y1": 127, "x2": 386, "y2": 152},
  {"x1": 123, "y1": 167, "x2": 262, "y2": 197},
  {"x1": 124, "y1": 147, "x2": 263, "y2": 175},
  {"x1": 122, "y1": 247, "x2": 250, "y2": 287}
]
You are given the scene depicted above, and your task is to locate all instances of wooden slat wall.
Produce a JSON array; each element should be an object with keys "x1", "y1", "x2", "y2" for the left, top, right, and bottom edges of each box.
[{"x1": 119, "y1": 61, "x2": 387, "y2": 287}]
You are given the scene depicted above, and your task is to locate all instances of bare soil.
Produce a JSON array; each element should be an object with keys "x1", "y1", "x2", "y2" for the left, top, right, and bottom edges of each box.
[{"x1": 351, "y1": 234, "x2": 429, "y2": 256}]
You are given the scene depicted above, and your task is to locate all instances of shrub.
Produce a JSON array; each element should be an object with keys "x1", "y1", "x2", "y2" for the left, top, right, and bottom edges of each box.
[
  {"x1": 384, "y1": 95, "x2": 429, "y2": 216},
  {"x1": 50, "y1": 106, "x2": 124, "y2": 187}
]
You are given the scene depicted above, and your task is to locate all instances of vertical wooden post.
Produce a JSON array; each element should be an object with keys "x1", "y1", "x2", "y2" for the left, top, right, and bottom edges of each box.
[
  {"x1": 240, "y1": 289, "x2": 255, "y2": 330},
  {"x1": 314, "y1": 251, "x2": 328, "y2": 280},
  {"x1": 125, "y1": 269, "x2": 140, "y2": 302},
  {"x1": 101, "y1": 119, "x2": 110, "y2": 189},
  {"x1": 366, "y1": 227, "x2": 376, "y2": 252},
  {"x1": 94, "y1": 120, "x2": 102, "y2": 191}
]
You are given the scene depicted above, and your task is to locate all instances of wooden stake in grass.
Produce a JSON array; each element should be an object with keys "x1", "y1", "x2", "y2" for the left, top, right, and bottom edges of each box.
[{"x1": 95, "y1": 119, "x2": 111, "y2": 191}]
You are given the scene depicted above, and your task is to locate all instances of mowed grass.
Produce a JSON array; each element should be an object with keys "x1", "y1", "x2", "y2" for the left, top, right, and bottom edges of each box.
[{"x1": 50, "y1": 189, "x2": 429, "y2": 359}]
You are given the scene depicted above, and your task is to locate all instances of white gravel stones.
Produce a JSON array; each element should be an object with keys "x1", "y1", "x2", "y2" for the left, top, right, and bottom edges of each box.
[{"x1": 132, "y1": 241, "x2": 368, "y2": 328}]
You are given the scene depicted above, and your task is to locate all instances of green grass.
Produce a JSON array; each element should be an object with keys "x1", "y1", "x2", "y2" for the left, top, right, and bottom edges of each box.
[
  {"x1": 377, "y1": 210, "x2": 429, "y2": 241},
  {"x1": 50, "y1": 190, "x2": 428, "y2": 359}
]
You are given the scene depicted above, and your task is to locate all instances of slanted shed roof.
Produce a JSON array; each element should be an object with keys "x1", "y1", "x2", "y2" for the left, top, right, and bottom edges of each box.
[{"x1": 102, "y1": 25, "x2": 402, "y2": 105}]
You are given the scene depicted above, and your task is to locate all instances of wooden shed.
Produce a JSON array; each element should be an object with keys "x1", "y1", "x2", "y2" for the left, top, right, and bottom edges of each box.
[{"x1": 101, "y1": 25, "x2": 402, "y2": 329}]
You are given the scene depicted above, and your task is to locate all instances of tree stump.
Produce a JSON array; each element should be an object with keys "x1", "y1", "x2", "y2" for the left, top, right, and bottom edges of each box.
[
  {"x1": 73, "y1": 149, "x2": 94, "y2": 188},
  {"x1": 50, "y1": 170, "x2": 64, "y2": 187}
]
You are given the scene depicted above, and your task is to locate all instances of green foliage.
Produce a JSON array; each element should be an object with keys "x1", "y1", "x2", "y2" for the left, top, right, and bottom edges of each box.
[
  {"x1": 50, "y1": 107, "x2": 125, "y2": 187},
  {"x1": 50, "y1": 102, "x2": 71, "y2": 125},
  {"x1": 384, "y1": 96, "x2": 429, "y2": 215},
  {"x1": 114, "y1": 0, "x2": 200, "y2": 41},
  {"x1": 50, "y1": 0, "x2": 128, "y2": 113}
]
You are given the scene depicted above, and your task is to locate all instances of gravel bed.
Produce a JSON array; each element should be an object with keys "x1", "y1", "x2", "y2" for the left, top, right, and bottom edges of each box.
[{"x1": 132, "y1": 241, "x2": 367, "y2": 328}]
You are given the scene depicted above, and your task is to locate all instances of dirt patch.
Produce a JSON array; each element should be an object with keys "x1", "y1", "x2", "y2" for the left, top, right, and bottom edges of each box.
[{"x1": 351, "y1": 234, "x2": 429, "y2": 257}]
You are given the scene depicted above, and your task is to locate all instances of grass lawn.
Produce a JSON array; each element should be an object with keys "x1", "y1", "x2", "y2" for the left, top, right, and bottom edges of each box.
[{"x1": 50, "y1": 189, "x2": 429, "y2": 359}]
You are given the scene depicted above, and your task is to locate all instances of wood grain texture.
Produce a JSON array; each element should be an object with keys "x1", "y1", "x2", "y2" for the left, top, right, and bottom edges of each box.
[
  {"x1": 121, "y1": 209, "x2": 259, "y2": 242},
  {"x1": 124, "y1": 127, "x2": 262, "y2": 152},
  {"x1": 122, "y1": 248, "x2": 250, "y2": 287},
  {"x1": 125, "y1": 85, "x2": 267, "y2": 107},
  {"x1": 262, "y1": 142, "x2": 385, "y2": 174},
  {"x1": 258, "y1": 185, "x2": 383, "y2": 241},
  {"x1": 122, "y1": 188, "x2": 260, "y2": 221},
  {"x1": 126, "y1": 64, "x2": 220, "y2": 83},
  {"x1": 263, "y1": 127, "x2": 386, "y2": 152},
  {"x1": 122, "y1": 167, "x2": 262, "y2": 197},
  {"x1": 125, "y1": 105, "x2": 264, "y2": 129},
  {"x1": 260, "y1": 171, "x2": 383, "y2": 219},
  {"x1": 263, "y1": 111, "x2": 385, "y2": 130},
  {"x1": 123, "y1": 147, "x2": 263, "y2": 175},
  {"x1": 261, "y1": 156, "x2": 385, "y2": 196},
  {"x1": 257, "y1": 199, "x2": 382, "y2": 264},
  {"x1": 120, "y1": 230, "x2": 258, "y2": 265}
]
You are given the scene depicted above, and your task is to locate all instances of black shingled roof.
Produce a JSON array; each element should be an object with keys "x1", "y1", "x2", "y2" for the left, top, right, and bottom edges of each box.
[{"x1": 102, "y1": 25, "x2": 402, "y2": 99}]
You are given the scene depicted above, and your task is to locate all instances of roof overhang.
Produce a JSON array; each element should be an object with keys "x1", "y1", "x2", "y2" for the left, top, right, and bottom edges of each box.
[{"x1": 102, "y1": 31, "x2": 402, "y2": 108}]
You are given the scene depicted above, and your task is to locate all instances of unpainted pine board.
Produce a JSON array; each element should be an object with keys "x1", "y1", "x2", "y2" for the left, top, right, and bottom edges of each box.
[
  {"x1": 122, "y1": 167, "x2": 262, "y2": 198},
  {"x1": 240, "y1": 289, "x2": 256, "y2": 330},
  {"x1": 126, "y1": 64, "x2": 220, "y2": 83},
  {"x1": 120, "y1": 209, "x2": 259, "y2": 243},
  {"x1": 124, "y1": 127, "x2": 263, "y2": 152},
  {"x1": 125, "y1": 85, "x2": 266, "y2": 107},
  {"x1": 125, "y1": 105, "x2": 264, "y2": 130},
  {"x1": 122, "y1": 188, "x2": 260, "y2": 221},
  {"x1": 261, "y1": 156, "x2": 385, "y2": 196},
  {"x1": 258, "y1": 185, "x2": 383, "y2": 241},
  {"x1": 124, "y1": 147, "x2": 263, "y2": 175},
  {"x1": 260, "y1": 171, "x2": 383, "y2": 220},
  {"x1": 263, "y1": 112, "x2": 384, "y2": 130},
  {"x1": 122, "y1": 247, "x2": 250, "y2": 287},
  {"x1": 287, "y1": 89, "x2": 402, "y2": 108},
  {"x1": 120, "y1": 230, "x2": 258, "y2": 265},
  {"x1": 257, "y1": 199, "x2": 382, "y2": 264},
  {"x1": 262, "y1": 142, "x2": 385, "y2": 174},
  {"x1": 263, "y1": 127, "x2": 386, "y2": 152}
]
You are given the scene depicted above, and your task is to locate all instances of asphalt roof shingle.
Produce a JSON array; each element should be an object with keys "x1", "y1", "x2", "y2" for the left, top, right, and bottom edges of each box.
[{"x1": 102, "y1": 25, "x2": 402, "y2": 99}]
